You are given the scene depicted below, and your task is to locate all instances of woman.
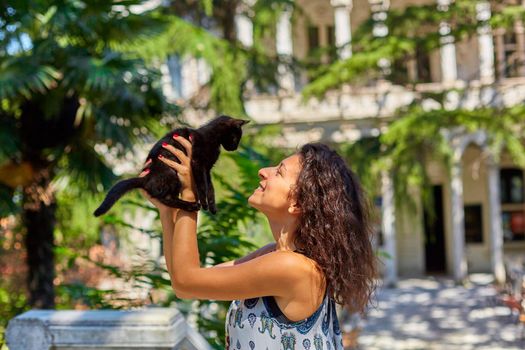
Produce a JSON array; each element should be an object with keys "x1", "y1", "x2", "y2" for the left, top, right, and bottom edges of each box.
[{"x1": 139, "y1": 134, "x2": 377, "y2": 349}]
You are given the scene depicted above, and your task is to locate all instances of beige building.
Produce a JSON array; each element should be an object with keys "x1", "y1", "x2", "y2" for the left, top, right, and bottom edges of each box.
[{"x1": 166, "y1": 0, "x2": 525, "y2": 285}]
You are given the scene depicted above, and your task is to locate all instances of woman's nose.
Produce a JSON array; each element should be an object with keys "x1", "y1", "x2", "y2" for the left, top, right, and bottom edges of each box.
[{"x1": 258, "y1": 167, "x2": 268, "y2": 180}]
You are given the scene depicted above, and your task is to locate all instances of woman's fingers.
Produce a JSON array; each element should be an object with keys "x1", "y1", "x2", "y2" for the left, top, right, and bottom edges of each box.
[
  {"x1": 172, "y1": 134, "x2": 193, "y2": 159},
  {"x1": 140, "y1": 159, "x2": 152, "y2": 172},
  {"x1": 158, "y1": 154, "x2": 186, "y2": 174},
  {"x1": 139, "y1": 168, "x2": 150, "y2": 177},
  {"x1": 162, "y1": 143, "x2": 190, "y2": 166}
]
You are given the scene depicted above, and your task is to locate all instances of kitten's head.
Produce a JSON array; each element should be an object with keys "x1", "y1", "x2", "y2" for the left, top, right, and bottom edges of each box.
[{"x1": 217, "y1": 116, "x2": 250, "y2": 151}]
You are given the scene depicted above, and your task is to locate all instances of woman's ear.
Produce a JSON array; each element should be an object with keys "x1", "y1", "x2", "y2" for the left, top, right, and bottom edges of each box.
[{"x1": 288, "y1": 202, "x2": 301, "y2": 215}]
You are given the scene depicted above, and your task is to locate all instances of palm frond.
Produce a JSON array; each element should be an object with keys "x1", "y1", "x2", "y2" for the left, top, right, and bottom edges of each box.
[
  {"x1": 0, "y1": 58, "x2": 61, "y2": 99},
  {"x1": 117, "y1": 15, "x2": 247, "y2": 115},
  {"x1": 56, "y1": 139, "x2": 118, "y2": 193}
]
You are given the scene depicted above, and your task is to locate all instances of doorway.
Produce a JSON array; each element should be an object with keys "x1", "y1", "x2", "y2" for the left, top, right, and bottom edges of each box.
[{"x1": 423, "y1": 185, "x2": 447, "y2": 273}]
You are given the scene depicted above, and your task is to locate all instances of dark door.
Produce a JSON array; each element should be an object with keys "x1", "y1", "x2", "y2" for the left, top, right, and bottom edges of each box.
[{"x1": 423, "y1": 185, "x2": 447, "y2": 273}]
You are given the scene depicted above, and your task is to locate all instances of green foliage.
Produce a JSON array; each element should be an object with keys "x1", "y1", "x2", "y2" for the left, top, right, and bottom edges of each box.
[
  {"x1": 303, "y1": 0, "x2": 485, "y2": 98},
  {"x1": 0, "y1": 1, "x2": 180, "y2": 210},
  {"x1": 0, "y1": 285, "x2": 28, "y2": 349},
  {"x1": 123, "y1": 14, "x2": 246, "y2": 116},
  {"x1": 0, "y1": 219, "x2": 28, "y2": 349},
  {"x1": 340, "y1": 103, "x2": 525, "y2": 213},
  {"x1": 0, "y1": 2, "x2": 291, "y2": 347},
  {"x1": 299, "y1": 0, "x2": 525, "y2": 217},
  {"x1": 334, "y1": 137, "x2": 383, "y2": 197},
  {"x1": 50, "y1": 137, "x2": 281, "y2": 348}
]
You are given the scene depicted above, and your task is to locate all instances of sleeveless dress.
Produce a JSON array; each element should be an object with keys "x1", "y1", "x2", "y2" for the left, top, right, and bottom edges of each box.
[{"x1": 225, "y1": 289, "x2": 344, "y2": 349}]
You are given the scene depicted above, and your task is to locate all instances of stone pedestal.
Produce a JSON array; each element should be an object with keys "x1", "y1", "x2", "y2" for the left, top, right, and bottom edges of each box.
[{"x1": 6, "y1": 308, "x2": 211, "y2": 350}]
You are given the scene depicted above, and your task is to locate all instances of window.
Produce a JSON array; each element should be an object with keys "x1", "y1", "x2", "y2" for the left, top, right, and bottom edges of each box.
[
  {"x1": 326, "y1": 25, "x2": 337, "y2": 62},
  {"x1": 307, "y1": 26, "x2": 320, "y2": 56},
  {"x1": 502, "y1": 211, "x2": 525, "y2": 241},
  {"x1": 500, "y1": 169, "x2": 524, "y2": 204},
  {"x1": 500, "y1": 168, "x2": 525, "y2": 241},
  {"x1": 415, "y1": 44, "x2": 432, "y2": 83},
  {"x1": 494, "y1": 23, "x2": 525, "y2": 79},
  {"x1": 464, "y1": 204, "x2": 483, "y2": 243}
]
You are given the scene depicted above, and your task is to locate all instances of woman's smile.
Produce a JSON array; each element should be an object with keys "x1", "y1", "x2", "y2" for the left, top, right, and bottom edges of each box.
[{"x1": 247, "y1": 154, "x2": 303, "y2": 218}]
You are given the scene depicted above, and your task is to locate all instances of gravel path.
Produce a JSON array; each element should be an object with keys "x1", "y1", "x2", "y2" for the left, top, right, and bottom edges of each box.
[{"x1": 354, "y1": 274, "x2": 525, "y2": 350}]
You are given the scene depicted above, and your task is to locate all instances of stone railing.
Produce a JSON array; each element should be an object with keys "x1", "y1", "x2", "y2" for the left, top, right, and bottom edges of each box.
[
  {"x1": 243, "y1": 78, "x2": 525, "y2": 124},
  {"x1": 6, "y1": 308, "x2": 212, "y2": 350}
]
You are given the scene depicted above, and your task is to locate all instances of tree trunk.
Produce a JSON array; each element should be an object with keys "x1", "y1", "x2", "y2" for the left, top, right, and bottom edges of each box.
[{"x1": 22, "y1": 167, "x2": 56, "y2": 309}]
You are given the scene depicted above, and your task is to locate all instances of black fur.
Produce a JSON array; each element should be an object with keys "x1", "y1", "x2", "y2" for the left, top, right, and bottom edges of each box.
[{"x1": 93, "y1": 115, "x2": 249, "y2": 216}]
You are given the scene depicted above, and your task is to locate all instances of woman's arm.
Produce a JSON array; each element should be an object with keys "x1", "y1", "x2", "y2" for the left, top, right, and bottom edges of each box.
[
  {"x1": 138, "y1": 163, "x2": 177, "y2": 278},
  {"x1": 169, "y1": 202, "x2": 306, "y2": 300},
  {"x1": 159, "y1": 208, "x2": 176, "y2": 275},
  {"x1": 154, "y1": 136, "x2": 309, "y2": 301},
  {"x1": 215, "y1": 242, "x2": 276, "y2": 267}
]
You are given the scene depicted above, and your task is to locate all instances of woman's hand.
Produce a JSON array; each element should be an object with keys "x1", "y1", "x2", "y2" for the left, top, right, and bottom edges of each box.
[
  {"x1": 158, "y1": 134, "x2": 197, "y2": 201},
  {"x1": 138, "y1": 159, "x2": 170, "y2": 212}
]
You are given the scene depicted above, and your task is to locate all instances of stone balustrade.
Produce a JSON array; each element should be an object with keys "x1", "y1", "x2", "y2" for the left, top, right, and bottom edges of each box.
[{"x1": 6, "y1": 308, "x2": 212, "y2": 350}]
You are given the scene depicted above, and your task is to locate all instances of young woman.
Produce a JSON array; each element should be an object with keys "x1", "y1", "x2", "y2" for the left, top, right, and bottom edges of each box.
[{"x1": 139, "y1": 134, "x2": 377, "y2": 349}]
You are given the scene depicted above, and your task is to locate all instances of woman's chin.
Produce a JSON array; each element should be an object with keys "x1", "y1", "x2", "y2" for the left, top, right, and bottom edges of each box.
[
  {"x1": 247, "y1": 193, "x2": 257, "y2": 207},
  {"x1": 247, "y1": 193, "x2": 262, "y2": 210}
]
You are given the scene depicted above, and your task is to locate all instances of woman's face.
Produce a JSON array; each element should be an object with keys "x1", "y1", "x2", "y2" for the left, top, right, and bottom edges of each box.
[{"x1": 248, "y1": 153, "x2": 302, "y2": 218}]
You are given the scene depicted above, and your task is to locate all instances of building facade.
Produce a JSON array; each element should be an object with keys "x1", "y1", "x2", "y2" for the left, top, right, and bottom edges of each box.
[{"x1": 165, "y1": 0, "x2": 525, "y2": 285}]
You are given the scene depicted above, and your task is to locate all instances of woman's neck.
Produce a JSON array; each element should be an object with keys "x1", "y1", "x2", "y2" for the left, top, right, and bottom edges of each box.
[{"x1": 269, "y1": 218, "x2": 298, "y2": 252}]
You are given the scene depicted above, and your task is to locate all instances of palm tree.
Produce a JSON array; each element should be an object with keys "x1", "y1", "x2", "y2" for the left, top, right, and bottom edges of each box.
[
  {"x1": 0, "y1": 0, "x2": 179, "y2": 308},
  {"x1": 0, "y1": 0, "x2": 294, "y2": 311}
]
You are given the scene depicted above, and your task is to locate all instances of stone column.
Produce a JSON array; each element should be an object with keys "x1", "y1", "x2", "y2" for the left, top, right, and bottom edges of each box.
[
  {"x1": 487, "y1": 156, "x2": 506, "y2": 285},
  {"x1": 235, "y1": 0, "x2": 255, "y2": 47},
  {"x1": 235, "y1": 15, "x2": 253, "y2": 47},
  {"x1": 476, "y1": 1, "x2": 495, "y2": 83},
  {"x1": 369, "y1": 0, "x2": 390, "y2": 76},
  {"x1": 381, "y1": 171, "x2": 397, "y2": 287},
  {"x1": 438, "y1": 0, "x2": 458, "y2": 83},
  {"x1": 276, "y1": 6, "x2": 295, "y2": 92},
  {"x1": 331, "y1": 0, "x2": 353, "y2": 60},
  {"x1": 450, "y1": 151, "x2": 467, "y2": 283}
]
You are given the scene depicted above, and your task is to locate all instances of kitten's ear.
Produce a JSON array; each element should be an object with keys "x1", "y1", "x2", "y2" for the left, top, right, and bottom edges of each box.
[{"x1": 237, "y1": 119, "x2": 250, "y2": 126}]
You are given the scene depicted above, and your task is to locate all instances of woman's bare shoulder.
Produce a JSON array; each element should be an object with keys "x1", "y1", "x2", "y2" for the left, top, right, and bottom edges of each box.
[
  {"x1": 272, "y1": 250, "x2": 326, "y2": 292},
  {"x1": 272, "y1": 251, "x2": 327, "y2": 320}
]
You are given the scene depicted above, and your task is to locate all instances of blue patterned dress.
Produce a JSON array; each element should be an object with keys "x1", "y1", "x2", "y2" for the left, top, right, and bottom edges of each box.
[{"x1": 225, "y1": 290, "x2": 344, "y2": 350}]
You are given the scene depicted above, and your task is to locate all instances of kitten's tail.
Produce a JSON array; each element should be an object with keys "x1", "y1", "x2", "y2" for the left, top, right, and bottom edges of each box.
[{"x1": 93, "y1": 177, "x2": 145, "y2": 217}]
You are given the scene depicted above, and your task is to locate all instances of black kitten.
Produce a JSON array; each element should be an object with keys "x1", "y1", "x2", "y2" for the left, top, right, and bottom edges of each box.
[{"x1": 93, "y1": 115, "x2": 250, "y2": 216}]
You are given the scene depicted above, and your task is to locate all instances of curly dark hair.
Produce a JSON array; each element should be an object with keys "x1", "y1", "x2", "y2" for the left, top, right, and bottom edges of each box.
[{"x1": 289, "y1": 142, "x2": 378, "y2": 313}]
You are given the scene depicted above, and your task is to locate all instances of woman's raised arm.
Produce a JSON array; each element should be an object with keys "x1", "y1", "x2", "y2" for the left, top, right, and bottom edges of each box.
[
  {"x1": 152, "y1": 136, "x2": 310, "y2": 301},
  {"x1": 215, "y1": 242, "x2": 276, "y2": 267}
]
